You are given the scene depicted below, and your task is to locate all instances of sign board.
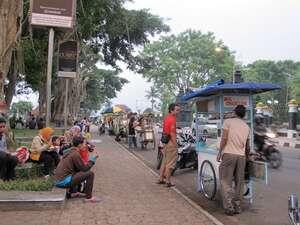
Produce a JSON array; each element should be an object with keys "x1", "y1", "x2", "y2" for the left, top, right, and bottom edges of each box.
[
  {"x1": 58, "y1": 41, "x2": 78, "y2": 78},
  {"x1": 30, "y1": 0, "x2": 76, "y2": 28},
  {"x1": 223, "y1": 96, "x2": 250, "y2": 108}
]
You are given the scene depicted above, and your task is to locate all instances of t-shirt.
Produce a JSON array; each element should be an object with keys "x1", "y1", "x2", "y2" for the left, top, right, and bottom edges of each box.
[
  {"x1": 223, "y1": 118, "x2": 250, "y2": 156},
  {"x1": 0, "y1": 134, "x2": 7, "y2": 152},
  {"x1": 163, "y1": 114, "x2": 176, "y2": 135}
]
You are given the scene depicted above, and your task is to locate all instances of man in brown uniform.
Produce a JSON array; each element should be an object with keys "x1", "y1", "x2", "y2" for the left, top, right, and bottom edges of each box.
[{"x1": 217, "y1": 105, "x2": 250, "y2": 216}]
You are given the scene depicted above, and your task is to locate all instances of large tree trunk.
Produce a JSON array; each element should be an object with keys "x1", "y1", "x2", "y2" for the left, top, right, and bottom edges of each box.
[
  {"x1": 52, "y1": 74, "x2": 88, "y2": 125},
  {"x1": 38, "y1": 80, "x2": 47, "y2": 116},
  {"x1": 4, "y1": 53, "x2": 18, "y2": 107},
  {"x1": 0, "y1": 1, "x2": 22, "y2": 101}
]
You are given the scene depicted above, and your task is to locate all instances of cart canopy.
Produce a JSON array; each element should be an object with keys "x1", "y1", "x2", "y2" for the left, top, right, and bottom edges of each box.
[{"x1": 181, "y1": 79, "x2": 281, "y2": 101}]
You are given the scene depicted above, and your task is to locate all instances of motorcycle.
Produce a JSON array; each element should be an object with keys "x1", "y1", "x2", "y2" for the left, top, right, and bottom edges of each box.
[
  {"x1": 254, "y1": 131, "x2": 282, "y2": 169},
  {"x1": 156, "y1": 127, "x2": 198, "y2": 175},
  {"x1": 288, "y1": 194, "x2": 300, "y2": 225}
]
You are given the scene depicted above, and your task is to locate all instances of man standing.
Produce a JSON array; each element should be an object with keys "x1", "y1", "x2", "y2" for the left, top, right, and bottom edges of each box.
[
  {"x1": 217, "y1": 105, "x2": 250, "y2": 216},
  {"x1": 0, "y1": 117, "x2": 18, "y2": 181},
  {"x1": 157, "y1": 103, "x2": 180, "y2": 187}
]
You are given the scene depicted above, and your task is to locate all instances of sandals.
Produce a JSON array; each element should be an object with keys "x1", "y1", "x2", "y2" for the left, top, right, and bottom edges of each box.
[
  {"x1": 156, "y1": 180, "x2": 166, "y2": 185},
  {"x1": 84, "y1": 196, "x2": 103, "y2": 203},
  {"x1": 165, "y1": 182, "x2": 175, "y2": 188},
  {"x1": 70, "y1": 192, "x2": 87, "y2": 198}
]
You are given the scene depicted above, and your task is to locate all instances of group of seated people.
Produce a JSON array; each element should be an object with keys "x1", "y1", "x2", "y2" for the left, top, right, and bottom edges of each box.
[{"x1": 0, "y1": 118, "x2": 100, "y2": 203}]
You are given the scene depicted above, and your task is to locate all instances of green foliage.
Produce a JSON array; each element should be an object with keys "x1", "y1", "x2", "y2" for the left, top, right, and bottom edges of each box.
[
  {"x1": 145, "y1": 87, "x2": 160, "y2": 110},
  {"x1": 243, "y1": 60, "x2": 300, "y2": 122},
  {"x1": 10, "y1": 101, "x2": 33, "y2": 116},
  {"x1": 291, "y1": 68, "x2": 300, "y2": 101},
  {"x1": 81, "y1": 68, "x2": 128, "y2": 111},
  {"x1": 15, "y1": 163, "x2": 43, "y2": 179},
  {"x1": 136, "y1": 30, "x2": 235, "y2": 112},
  {"x1": 0, "y1": 178, "x2": 53, "y2": 191},
  {"x1": 17, "y1": 0, "x2": 169, "y2": 115}
]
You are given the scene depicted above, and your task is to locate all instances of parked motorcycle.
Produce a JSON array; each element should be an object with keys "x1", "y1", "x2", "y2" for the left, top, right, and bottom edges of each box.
[
  {"x1": 156, "y1": 127, "x2": 198, "y2": 175},
  {"x1": 254, "y1": 132, "x2": 282, "y2": 169},
  {"x1": 288, "y1": 194, "x2": 300, "y2": 225}
]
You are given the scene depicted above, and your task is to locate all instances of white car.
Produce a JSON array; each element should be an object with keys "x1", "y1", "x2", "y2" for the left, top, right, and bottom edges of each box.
[{"x1": 191, "y1": 120, "x2": 219, "y2": 138}]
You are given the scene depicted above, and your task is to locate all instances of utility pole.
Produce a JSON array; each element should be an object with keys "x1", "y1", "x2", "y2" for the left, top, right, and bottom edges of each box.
[{"x1": 46, "y1": 28, "x2": 54, "y2": 126}]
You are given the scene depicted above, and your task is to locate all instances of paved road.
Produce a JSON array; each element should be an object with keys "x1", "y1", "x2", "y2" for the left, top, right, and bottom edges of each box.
[{"x1": 119, "y1": 139, "x2": 300, "y2": 225}]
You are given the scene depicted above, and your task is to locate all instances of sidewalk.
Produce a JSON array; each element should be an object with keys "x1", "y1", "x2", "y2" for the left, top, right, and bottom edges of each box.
[{"x1": 0, "y1": 134, "x2": 221, "y2": 225}]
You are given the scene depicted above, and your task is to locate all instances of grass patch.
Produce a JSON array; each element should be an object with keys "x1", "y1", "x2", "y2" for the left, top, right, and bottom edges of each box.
[
  {"x1": 13, "y1": 129, "x2": 38, "y2": 138},
  {"x1": 13, "y1": 128, "x2": 64, "y2": 138},
  {"x1": 0, "y1": 178, "x2": 54, "y2": 191}
]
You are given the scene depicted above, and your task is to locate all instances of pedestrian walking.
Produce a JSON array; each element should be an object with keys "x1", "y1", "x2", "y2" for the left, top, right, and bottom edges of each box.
[
  {"x1": 217, "y1": 105, "x2": 250, "y2": 216},
  {"x1": 128, "y1": 116, "x2": 138, "y2": 149},
  {"x1": 157, "y1": 103, "x2": 180, "y2": 187}
]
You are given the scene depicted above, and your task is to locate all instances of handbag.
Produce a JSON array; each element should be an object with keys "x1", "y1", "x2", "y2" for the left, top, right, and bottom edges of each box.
[{"x1": 161, "y1": 133, "x2": 170, "y2": 144}]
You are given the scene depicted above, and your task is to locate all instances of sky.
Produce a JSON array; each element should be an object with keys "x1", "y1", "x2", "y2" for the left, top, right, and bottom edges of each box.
[
  {"x1": 111, "y1": 0, "x2": 300, "y2": 112},
  {"x1": 13, "y1": 0, "x2": 300, "y2": 112}
]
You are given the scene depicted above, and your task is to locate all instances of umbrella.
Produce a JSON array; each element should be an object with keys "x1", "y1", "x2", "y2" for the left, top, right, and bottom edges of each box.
[
  {"x1": 102, "y1": 105, "x2": 131, "y2": 114},
  {"x1": 114, "y1": 104, "x2": 131, "y2": 113}
]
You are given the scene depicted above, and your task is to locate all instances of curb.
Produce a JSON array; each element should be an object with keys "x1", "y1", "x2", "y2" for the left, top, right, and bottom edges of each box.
[
  {"x1": 275, "y1": 141, "x2": 300, "y2": 149},
  {"x1": 110, "y1": 137, "x2": 224, "y2": 225}
]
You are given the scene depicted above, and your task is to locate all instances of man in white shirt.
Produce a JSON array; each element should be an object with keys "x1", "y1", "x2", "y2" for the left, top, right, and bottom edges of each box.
[{"x1": 217, "y1": 105, "x2": 250, "y2": 216}]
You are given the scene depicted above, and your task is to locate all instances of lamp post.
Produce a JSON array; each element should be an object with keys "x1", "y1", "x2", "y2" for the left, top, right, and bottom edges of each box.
[
  {"x1": 266, "y1": 99, "x2": 278, "y2": 126},
  {"x1": 288, "y1": 99, "x2": 298, "y2": 130}
]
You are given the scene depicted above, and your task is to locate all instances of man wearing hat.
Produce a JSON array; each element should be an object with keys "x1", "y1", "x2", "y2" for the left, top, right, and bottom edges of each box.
[{"x1": 217, "y1": 105, "x2": 250, "y2": 216}]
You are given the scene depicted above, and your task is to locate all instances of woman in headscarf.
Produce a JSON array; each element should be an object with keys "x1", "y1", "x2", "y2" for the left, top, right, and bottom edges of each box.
[{"x1": 30, "y1": 127, "x2": 59, "y2": 176}]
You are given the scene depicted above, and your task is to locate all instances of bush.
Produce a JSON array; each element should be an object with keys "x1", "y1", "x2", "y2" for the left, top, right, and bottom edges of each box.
[
  {"x1": 0, "y1": 178, "x2": 54, "y2": 191},
  {"x1": 15, "y1": 163, "x2": 43, "y2": 179}
]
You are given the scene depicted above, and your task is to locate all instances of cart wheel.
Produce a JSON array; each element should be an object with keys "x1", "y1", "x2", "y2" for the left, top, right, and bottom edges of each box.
[
  {"x1": 156, "y1": 148, "x2": 163, "y2": 170},
  {"x1": 199, "y1": 160, "x2": 217, "y2": 200}
]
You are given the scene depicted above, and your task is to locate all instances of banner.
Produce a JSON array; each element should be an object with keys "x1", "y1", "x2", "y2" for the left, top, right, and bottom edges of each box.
[
  {"x1": 58, "y1": 41, "x2": 78, "y2": 78},
  {"x1": 30, "y1": 0, "x2": 76, "y2": 28},
  {"x1": 223, "y1": 96, "x2": 250, "y2": 108}
]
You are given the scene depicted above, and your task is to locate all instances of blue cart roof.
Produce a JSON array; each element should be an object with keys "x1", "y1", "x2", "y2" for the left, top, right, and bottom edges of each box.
[{"x1": 181, "y1": 79, "x2": 281, "y2": 101}]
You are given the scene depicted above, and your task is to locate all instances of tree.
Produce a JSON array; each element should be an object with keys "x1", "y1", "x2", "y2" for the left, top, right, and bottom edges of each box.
[
  {"x1": 80, "y1": 68, "x2": 128, "y2": 113},
  {"x1": 243, "y1": 60, "x2": 300, "y2": 122},
  {"x1": 136, "y1": 30, "x2": 235, "y2": 94},
  {"x1": 291, "y1": 67, "x2": 300, "y2": 102},
  {"x1": 0, "y1": 1, "x2": 22, "y2": 102},
  {"x1": 145, "y1": 87, "x2": 159, "y2": 111},
  {"x1": 14, "y1": 0, "x2": 169, "y2": 121},
  {"x1": 10, "y1": 101, "x2": 33, "y2": 117},
  {"x1": 136, "y1": 30, "x2": 235, "y2": 112}
]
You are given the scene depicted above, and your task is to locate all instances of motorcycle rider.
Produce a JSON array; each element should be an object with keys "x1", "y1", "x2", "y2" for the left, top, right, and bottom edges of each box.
[{"x1": 254, "y1": 114, "x2": 267, "y2": 153}]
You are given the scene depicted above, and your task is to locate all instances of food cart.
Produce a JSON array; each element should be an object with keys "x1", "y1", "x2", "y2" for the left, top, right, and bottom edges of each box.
[
  {"x1": 181, "y1": 79, "x2": 281, "y2": 203},
  {"x1": 135, "y1": 113, "x2": 155, "y2": 149}
]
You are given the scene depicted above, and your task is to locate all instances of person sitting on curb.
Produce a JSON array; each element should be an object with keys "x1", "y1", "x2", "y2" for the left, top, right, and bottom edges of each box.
[
  {"x1": 0, "y1": 117, "x2": 19, "y2": 181},
  {"x1": 54, "y1": 135, "x2": 100, "y2": 203},
  {"x1": 30, "y1": 127, "x2": 59, "y2": 176}
]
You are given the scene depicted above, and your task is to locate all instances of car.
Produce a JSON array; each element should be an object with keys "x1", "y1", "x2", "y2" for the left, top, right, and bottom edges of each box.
[{"x1": 191, "y1": 119, "x2": 219, "y2": 138}]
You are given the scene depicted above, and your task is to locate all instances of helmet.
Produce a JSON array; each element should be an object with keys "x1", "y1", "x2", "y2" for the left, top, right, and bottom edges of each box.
[{"x1": 254, "y1": 114, "x2": 264, "y2": 124}]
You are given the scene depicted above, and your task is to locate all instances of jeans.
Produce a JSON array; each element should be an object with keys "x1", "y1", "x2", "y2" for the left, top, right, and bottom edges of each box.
[{"x1": 128, "y1": 135, "x2": 137, "y2": 148}]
